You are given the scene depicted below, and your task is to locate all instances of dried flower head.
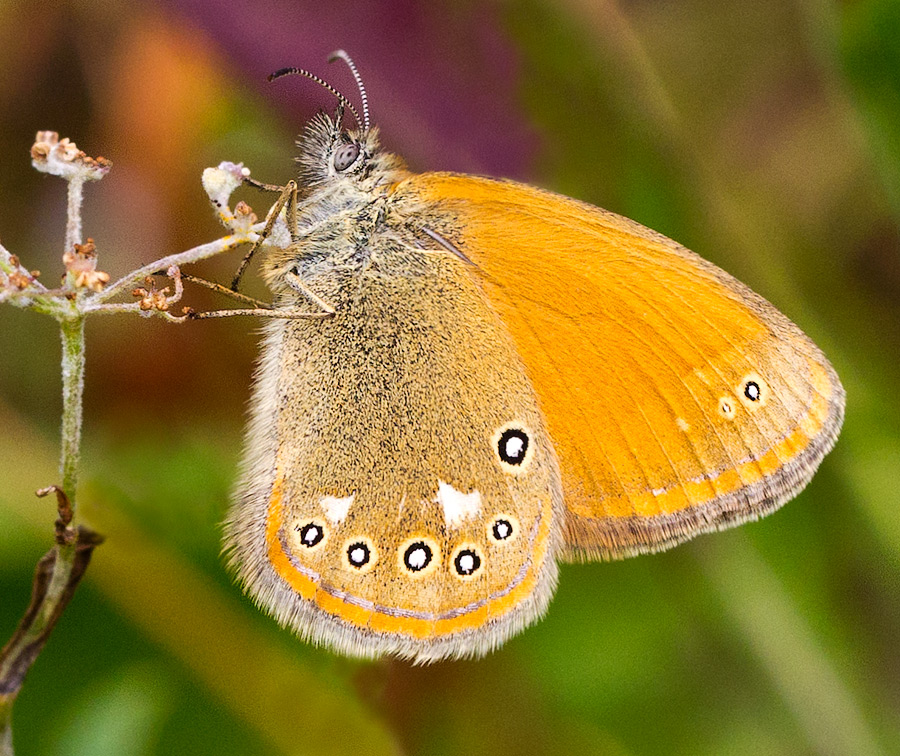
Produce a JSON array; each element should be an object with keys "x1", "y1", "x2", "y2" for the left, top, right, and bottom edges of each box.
[
  {"x1": 31, "y1": 131, "x2": 111, "y2": 181},
  {"x1": 131, "y1": 277, "x2": 172, "y2": 312},
  {"x1": 63, "y1": 239, "x2": 110, "y2": 291},
  {"x1": 233, "y1": 201, "x2": 258, "y2": 230},
  {"x1": 3, "y1": 254, "x2": 41, "y2": 291}
]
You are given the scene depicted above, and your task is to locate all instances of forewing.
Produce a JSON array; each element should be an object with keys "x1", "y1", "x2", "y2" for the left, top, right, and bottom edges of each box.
[{"x1": 395, "y1": 173, "x2": 845, "y2": 560}]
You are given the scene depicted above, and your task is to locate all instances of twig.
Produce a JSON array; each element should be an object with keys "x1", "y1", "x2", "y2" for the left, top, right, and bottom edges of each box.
[
  {"x1": 0, "y1": 135, "x2": 293, "y2": 755},
  {"x1": 0, "y1": 488, "x2": 103, "y2": 744},
  {"x1": 0, "y1": 341, "x2": 99, "y2": 752},
  {"x1": 90, "y1": 232, "x2": 260, "y2": 307}
]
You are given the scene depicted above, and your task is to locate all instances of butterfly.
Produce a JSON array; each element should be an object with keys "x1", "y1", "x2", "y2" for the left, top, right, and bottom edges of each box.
[{"x1": 222, "y1": 52, "x2": 844, "y2": 663}]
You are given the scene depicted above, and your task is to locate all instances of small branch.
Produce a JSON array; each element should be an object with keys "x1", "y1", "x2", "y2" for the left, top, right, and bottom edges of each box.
[
  {"x1": 0, "y1": 132, "x2": 111, "y2": 755},
  {"x1": 0, "y1": 140, "x2": 286, "y2": 755},
  {"x1": 0, "y1": 316, "x2": 91, "y2": 756},
  {"x1": 0, "y1": 526, "x2": 103, "y2": 691},
  {"x1": 65, "y1": 178, "x2": 85, "y2": 254},
  {"x1": 0, "y1": 242, "x2": 46, "y2": 301},
  {"x1": 89, "y1": 231, "x2": 262, "y2": 307}
]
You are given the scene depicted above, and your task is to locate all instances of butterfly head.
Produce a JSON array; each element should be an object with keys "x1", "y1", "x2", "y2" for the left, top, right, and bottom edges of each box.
[
  {"x1": 292, "y1": 110, "x2": 403, "y2": 191},
  {"x1": 269, "y1": 52, "x2": 405, "y2": 193}
]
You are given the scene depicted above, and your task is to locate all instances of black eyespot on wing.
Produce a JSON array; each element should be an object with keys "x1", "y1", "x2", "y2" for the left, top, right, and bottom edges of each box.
[
  {"x1": 453, "y1": 548, "x2": 482, "y2": 577},
  {"x1": 346, "y1": 541, "x2": 371, "y2": 568},
  {"x1": 492, "y1": 518, "x2": 514, "y2": 541},
  {"x1": 403, "y1": 541, "x2": 433, "y2": 573},
  {"x1": 488, "y1": 514, "x2": 519, "y2": 544},
  {"x1": 333, "y1": 142, "x2": 360, "y2": 171},
  {"x1": 744, "y1": 380, "x2": 761, "y2": 401},
  {"x1": 297, "y1": 522, "x2": 325, "y2": 548},
  {"x1": 498, "y1": 428, "x2": 529, "y2": 465}
]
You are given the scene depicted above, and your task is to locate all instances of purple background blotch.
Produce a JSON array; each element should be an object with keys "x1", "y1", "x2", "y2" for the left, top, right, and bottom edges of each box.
[{"x1": 166, "y1": 0, "x2": 539, "y2": 178}]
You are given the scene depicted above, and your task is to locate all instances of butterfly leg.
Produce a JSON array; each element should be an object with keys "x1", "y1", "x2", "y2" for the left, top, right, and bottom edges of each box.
[
  {"x1": 186, "y1": 306, "x2": 331, "y2": 320},
  {"x1": 185, "y1": 271, "x2": 334, "y2": 319},
  {"x1": 231, "y1": 180, "x2": 298, "y2": 291},
  {"x1": 279, "y1": 186, "x2": 336, "y2": 315},
  {"x1": 284, "y1": 270, "x2": 336, "y2": 317},
  {"x1": 243, "y1": 176, "x2": 285, "y2": 193},
  {"x1": 180, "y1": 268, "x2": 333, "y2": 320},
  {"x1": 180, "y1": 272, "x2": 275, "y2": 309}
]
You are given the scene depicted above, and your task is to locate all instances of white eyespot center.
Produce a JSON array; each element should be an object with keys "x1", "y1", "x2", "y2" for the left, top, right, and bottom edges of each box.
[
  {"x1": 293, "y1": 519, "x2": 328, "y2": 551},
  {"x1": 408, "y1": 547, "x2": 428, "y2": 569},
  {"x1": 398, "y1": 537, "x2": 439, "y2": 577},
  {"x1": 451, "y1": 544, "x2": 484, "y2": 579},
  {"x1": 342, "y1": 536, "x2": 377, "y2": 573},
  {"x1": 303, "y1": 526, "x2": 321, "y2": 545},
  {"x1": 436, "y1": 481, "x2": 482, "y2": 529},
  {"x1": 505, "y1": 436, "x2": 524, "y2": 458},
  {"x1": 321, "y1": 494, "x2": 355, "y2": 525},
  {"x1": 736, "y1": 373, "x2": 769, "y2": 411}
]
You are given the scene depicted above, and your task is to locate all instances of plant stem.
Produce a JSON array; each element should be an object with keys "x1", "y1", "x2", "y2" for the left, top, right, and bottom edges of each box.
[
  {"x1": 65, "y1": 178, "x2": 84, "y2": 256},
  {"x1": 59, "y1": 316, "x2": 85, "y2": 497},
  {"x1": 0, "y1": 313, "x2": 97, "y2": 756}
]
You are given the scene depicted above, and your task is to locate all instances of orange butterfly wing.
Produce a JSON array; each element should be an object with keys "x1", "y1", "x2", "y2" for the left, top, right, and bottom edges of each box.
[{"x1": 394, "y1": 173, "x2": 845, "y2": 560}]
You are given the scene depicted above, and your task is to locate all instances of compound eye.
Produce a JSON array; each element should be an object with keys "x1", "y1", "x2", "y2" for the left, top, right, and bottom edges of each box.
[{"x1": 333, "y1": 142, "x2": 360, "y2": 171}]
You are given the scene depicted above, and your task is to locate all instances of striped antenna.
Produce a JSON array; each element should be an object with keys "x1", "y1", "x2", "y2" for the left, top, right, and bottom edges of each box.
[
  {"x1": 328, "y1": 50, "x2": 370, "y2": 132},
  {"x1": 267, "y1": 67, "x2": 362, "y2": 130}
]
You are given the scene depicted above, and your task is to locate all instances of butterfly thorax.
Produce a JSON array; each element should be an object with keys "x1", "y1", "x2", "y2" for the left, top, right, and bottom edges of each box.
[{"x1": 262, "y1": 115, "x2": 423, "y2": 299}]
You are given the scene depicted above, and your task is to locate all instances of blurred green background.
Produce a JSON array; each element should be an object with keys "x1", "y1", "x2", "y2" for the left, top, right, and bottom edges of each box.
[{"x1": 2, "y1": 0, "x2": 899, "y2": 754}]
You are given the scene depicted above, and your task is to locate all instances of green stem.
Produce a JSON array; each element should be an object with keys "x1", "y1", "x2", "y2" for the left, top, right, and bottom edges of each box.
[
  {"x1": 59, "y1": 316, "x2": 85, "y2": 498},
  {"x1": 0, "y1": 314, "x2": 92, "y2": 756}
]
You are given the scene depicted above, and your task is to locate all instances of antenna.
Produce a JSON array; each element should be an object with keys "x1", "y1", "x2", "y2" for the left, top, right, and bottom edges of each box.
[
  {"x1": 328, "y1": 49, "x2": 370, "y2": 132},
  {"x1": 267, "y1": 67, "x2": 362, "y2": 129}
]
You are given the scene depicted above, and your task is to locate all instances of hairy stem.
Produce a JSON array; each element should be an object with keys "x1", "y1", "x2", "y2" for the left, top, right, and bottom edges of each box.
[
  {"x1": 65, "y1": 178, "x2": 84, "y2": 255},
  {"x1": 0, "y1": 314, "x2": 100, "y2": 756},
  {"x1": 59, "y1": 316, "x2": 84, "y2": 496}
]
